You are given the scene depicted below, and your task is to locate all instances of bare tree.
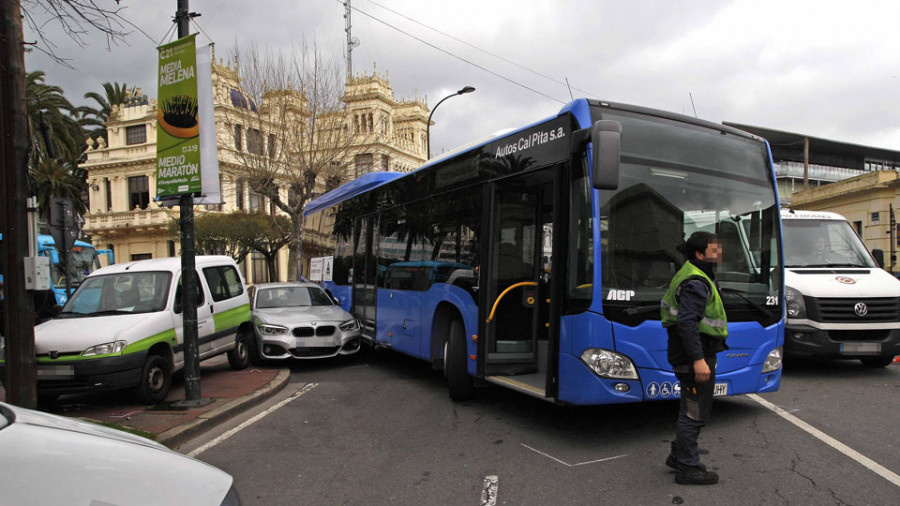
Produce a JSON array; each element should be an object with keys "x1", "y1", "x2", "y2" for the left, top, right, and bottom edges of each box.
[
  {"x1": 20, "y1": 0, "x2": 142, "y2": 67},
  {"x1": 220, "y1": 41, "x2": 371, "y2": 281}
]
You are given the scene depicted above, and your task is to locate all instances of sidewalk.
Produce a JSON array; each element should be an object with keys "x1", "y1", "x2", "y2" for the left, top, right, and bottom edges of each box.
[{"x1": 0, "y1": 356, "x2": 290, "y2": 449}]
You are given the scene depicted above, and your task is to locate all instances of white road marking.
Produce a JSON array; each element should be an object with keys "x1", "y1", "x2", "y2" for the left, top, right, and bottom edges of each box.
[
  {"x1": 480, "y1": 475, "x2": 498, "y2": 506},
  {"x1": 187, "y1": 383, "x2": 318, "y2": 458},
  {"x1": 747, "y1": 393, "x2": 900, "y2": 488},
  {"x1": 521, "y1": 443, "x2": 628, "y2": 467}
]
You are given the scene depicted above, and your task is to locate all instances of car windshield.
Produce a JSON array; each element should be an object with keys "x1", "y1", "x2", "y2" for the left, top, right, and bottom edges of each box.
[
  {"x1": 60, "y1": 271, "x2": 172, "y2": 317},
  {"x1": 256, "y1": 286, "x2": 333, "y2": 309}
]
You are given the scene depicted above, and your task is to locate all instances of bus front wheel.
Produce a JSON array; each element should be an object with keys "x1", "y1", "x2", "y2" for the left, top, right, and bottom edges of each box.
[{"x1": 445, "y1": 319, "x2": 474, "y2": 401}]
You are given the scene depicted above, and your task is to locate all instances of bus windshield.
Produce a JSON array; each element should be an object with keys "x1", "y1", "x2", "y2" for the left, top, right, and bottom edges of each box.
[
  {"x1": 51, "y1": 244, "x2": 99, "y2": 289},
  {"x1": 594, "y1": 108, "x2": 781, "y2": 325}
]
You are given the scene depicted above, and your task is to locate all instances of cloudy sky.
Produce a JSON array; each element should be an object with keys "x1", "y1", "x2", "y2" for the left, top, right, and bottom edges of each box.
[{"x1": 23, "y1": 0, "x2": 900, "y2": 155}]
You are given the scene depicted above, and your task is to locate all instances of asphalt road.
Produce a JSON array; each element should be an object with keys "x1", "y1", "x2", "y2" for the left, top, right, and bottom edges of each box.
[{"x1": 183, "y1": 351, "x2": 899, "y2": 505}]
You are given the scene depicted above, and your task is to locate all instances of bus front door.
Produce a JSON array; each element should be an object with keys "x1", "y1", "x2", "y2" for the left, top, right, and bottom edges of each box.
[{"x1": 483, "y1": 187, "x2": 543, "y2": 380}]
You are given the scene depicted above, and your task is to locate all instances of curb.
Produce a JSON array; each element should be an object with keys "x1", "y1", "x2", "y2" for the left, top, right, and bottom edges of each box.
[{"x1": 157, "y1": 368, "x2": 291, "y2": 449}]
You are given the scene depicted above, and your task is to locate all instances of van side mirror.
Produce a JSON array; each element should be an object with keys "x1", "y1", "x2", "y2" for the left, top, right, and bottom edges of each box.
[
  {"x1": 872, "y1": 249, "x2": 885, "y2": 268},
  {"x1": 591, "y1": 120, "x2": 622, "y2": 190}
]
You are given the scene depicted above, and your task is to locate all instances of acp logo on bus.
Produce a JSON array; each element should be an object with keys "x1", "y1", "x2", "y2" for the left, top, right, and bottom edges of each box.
[{"x1": 606, "y1": 289, "x2": 635, "y2": 301}]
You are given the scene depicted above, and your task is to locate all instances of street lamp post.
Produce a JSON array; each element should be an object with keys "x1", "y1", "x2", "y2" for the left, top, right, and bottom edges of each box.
[{"x1": 427, "y1": 86, "x2": 475, "y2": 159}]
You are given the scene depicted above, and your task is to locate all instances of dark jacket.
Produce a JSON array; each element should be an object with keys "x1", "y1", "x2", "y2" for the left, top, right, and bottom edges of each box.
[{"x1": 667, "y1": 259, "x2": 728, "y2": 366}]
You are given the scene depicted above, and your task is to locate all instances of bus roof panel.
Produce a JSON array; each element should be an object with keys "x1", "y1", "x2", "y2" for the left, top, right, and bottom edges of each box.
[{"x1": 305, "y1": 171, "x2": 405, "y2": 215}]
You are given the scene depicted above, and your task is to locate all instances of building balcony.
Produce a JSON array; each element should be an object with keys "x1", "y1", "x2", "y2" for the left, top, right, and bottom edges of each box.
[{"x1": 84, "y1": 207, "x2": 172, "y2": 236}]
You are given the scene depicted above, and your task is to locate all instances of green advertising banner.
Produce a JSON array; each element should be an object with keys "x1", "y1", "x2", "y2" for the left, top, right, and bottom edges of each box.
[{"x1": 156, "y1": 34, "x2": 201, "y2": 198}]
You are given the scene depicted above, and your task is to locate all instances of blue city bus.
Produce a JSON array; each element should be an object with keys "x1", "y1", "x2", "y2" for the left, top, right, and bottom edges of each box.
[
  {"x1": 0, "y1": 233, "x2": 113, "y2": 306},
  {"x1": 37, "y1": 234, "x2": 114, "y2": 305},
  {"x1": 301, "y1": 98, "x2": 784, "y2": 404}
]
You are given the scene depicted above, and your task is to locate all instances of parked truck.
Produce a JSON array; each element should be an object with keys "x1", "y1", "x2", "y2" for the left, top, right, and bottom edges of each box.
[{"x1": 781, "y1": 209, "x2": 900, "y2": 367}]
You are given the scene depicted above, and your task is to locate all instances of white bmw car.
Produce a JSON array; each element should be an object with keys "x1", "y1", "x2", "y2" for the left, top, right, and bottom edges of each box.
[{"x1": 249, "y1": 282, "x2": 361, "y2": 361}]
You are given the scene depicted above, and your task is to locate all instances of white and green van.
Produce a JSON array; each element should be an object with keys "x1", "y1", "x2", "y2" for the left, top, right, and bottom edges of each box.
[{"x1": 33, "y1": 256, "x2": 253, "y2": 403}]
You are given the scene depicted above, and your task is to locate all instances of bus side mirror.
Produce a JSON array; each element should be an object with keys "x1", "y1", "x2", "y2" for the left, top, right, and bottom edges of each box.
[
  {"x1": 591, "y1": 120, "x2": 622, "y2": 190},
  {"x1": 872, "y1": 249, "x2": 885, "y2": 268}
]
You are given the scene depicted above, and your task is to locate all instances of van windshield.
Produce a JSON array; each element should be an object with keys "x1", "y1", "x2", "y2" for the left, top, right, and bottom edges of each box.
[
  {"x1": 783, "y1": 219, "x2": 876, "y2": 268},
  {"x1": 59, "y1": 271, "x2": 172, "y2": 317}
]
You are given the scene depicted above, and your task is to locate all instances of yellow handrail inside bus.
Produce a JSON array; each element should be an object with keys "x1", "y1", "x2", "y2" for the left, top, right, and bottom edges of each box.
[{"x1": 486, "y1": 281, "x2": 538, "y2": 323}]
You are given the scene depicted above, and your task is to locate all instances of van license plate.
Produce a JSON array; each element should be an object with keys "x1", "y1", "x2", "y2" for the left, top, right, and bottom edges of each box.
[
  {"x1": 841, "y1": 342, "x2": 881, "y2": 354},
  {"x1": 713, "y1": 383, "x2": 728, "y2": 396},
  {"x1": 37, "y1": 365, "x2": 74, "y2": 379}
]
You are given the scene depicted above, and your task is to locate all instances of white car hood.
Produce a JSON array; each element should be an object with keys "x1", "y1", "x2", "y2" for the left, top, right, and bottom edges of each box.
[
  {"x1": 255, "y1": 305, "x2": 351, "y2": 323},
  {"x1": 35, "y1": 314, "x2": 154, "y2": 354},
  {"x1": 9, "y1": 402, "x2": 164, "y2": 449},
  {"x1": 785, "y1": 268, "x2": 900, "y2": 298},
  {"x1": 0, "y1": 402, "x2": 233, "y2": 506}
]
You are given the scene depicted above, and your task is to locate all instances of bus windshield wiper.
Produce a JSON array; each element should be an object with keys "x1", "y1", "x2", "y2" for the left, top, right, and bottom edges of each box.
[
  {"x1": 623, "y1": 304, "x2": 661, "y2": 316},
  {"x1": 719, "y1": 287, "x2": 774, "y2": 319}
]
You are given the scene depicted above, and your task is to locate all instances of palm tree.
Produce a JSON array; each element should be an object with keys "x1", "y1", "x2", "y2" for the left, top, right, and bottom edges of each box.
[
  {"x1": 78, "y1": 81, "x2": 132, "y2": 142},
  {"x1": 25, "y1": 71, "x2": 84, "y2": 166},
  {"x1": 25, "y1": 71, "x2": 88, "y2": 220}
]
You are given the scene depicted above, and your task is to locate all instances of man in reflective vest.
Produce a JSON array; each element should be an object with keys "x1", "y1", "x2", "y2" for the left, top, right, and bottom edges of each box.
[{"x1": 660, "y1": 231, "x2": 728, "y2": 485}]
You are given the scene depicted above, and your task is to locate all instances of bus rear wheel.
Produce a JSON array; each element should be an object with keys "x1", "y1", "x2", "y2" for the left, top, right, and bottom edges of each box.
[{"x1": 445, "y1": 319, "x2": 474, "y2": 401}]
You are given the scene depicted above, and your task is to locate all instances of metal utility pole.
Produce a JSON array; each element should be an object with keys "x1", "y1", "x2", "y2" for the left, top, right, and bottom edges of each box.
[
  {"x1": 174, "y1": 0, "x2": 204, "y2": 405},
  {"x1": 426, "y1": 86, "x2": 476, "y2": 159},
  {"x1": 1, "y1": 0, "x2": 38, "y2": 408}
]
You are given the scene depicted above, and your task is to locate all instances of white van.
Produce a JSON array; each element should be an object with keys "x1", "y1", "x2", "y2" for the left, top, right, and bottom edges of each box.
[
  {"x1": 33, "y1": 256, "x2": 253, "y2": 403},
  {"x1": 781, "y1": 209, "x2": 900, "y2": 367}
]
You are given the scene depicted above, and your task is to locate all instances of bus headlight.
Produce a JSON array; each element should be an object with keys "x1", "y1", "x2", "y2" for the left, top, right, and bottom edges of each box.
[
  {"x1": 83, "y1": 340, "x2": 127, "y2": 357},
  {"x1": 785, "y1": 286, "x2": 806, "y2": 319},
  {"x1": 762, "y1": 347, "x2": 783, "y2": 373},
  {"x1": 580, "y1": 348, "x2": 639, "y2": 380}
]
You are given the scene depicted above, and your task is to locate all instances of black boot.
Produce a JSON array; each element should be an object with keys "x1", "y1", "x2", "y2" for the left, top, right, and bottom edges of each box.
[{"x1": 675, "y1": 466, "x2": 719, "y2": 485}]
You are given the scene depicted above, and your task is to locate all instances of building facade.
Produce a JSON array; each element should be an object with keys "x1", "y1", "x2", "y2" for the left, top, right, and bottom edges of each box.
[
  {"x1": 789, "y1": 170, "x2": 900, "y2": 273},
  {"x1": 723, "y1": 122, "x2": 900, "y2": 206},
  {"x1": 81, "y1": 59, "x2": 429, "y2": 283}
]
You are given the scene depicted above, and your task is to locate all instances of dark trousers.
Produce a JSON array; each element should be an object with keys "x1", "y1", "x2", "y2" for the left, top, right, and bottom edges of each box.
[{"x1": 672, "y1": 356, "x2": 717, "y2": 470}]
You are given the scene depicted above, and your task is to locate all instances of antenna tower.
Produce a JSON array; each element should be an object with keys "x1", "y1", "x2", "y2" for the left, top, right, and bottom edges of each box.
[{"x1": 344, "y1": 1, "x2": 360, "y2": 80}]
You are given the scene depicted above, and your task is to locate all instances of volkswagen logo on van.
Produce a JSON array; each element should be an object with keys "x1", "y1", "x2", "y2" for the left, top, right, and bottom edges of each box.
[{"x1": 854, "y1": 302, "x2": 868, "y2": 317}]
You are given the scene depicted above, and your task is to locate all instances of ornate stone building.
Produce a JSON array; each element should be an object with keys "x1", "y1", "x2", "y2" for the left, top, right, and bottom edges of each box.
[{"x1": 81, "y1": 60, "x2": 429, "y2": 283}]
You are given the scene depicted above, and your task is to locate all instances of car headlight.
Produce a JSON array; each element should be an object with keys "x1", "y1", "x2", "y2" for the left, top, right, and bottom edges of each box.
[
  {"x1": 256, "y1": 324, "x2": 289, "y2": 336},
  {"x1": 784, "y1": 286, "x2": 806, "y2": 319},
  {"x1": 580, "y1": 348, "x2": 639, "y2": 380},
  {"x1": 762, "y1": 346, "x2": 783, "y2": 373},
  {"x1": 83, "y1": 340, "x2": 127, "y2": 357},
  {"x1": 339, "y1": 318, "x2": 359, "y2": 331}
]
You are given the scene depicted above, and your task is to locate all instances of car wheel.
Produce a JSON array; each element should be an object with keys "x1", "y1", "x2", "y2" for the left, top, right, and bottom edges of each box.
[
  {"x1": 248, "y1": 332, "x2": 264, "y2": 366},
  {"x1": 860, "y1": 356, "x2": 894, "y2": 368},
  {"x1": 228, "y1": 331, "x2": 251, "y2": 370},
  {"x1": 446, "y1": 319, "x2": 474, "y2": 401},
  {"x1": 135, "y1": 354, "x2": 171, "y2": 404}
]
